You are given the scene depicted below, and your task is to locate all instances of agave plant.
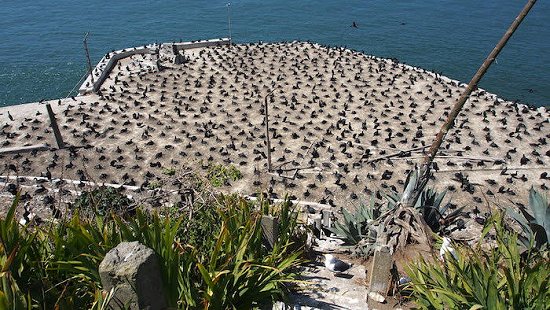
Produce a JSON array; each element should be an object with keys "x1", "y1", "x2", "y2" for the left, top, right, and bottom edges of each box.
[
  {"x1": 507, "y1": 187, "x2": 550, "y2": 250},
  {"x1": 416, "y1": 188, "x2": 464, "y2": 233},
  {"x1": 382, "y1": 167, "x2": 429, "y2": 210},
  {"x1": 377, "y1": 166, "x2": 462, "y2": 253},
  {"x1": 328, "y1": 196, "x2": 380, "y2": 245},
  {"x1": 400, "y1": 164, "x2": 431, "y2": 208}
]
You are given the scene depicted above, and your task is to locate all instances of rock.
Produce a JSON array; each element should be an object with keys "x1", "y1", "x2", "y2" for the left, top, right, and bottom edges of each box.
[
  {"x1": 368, "y1": 291, "x2": 386, "y2": 303},
  {"x1": 99, "y1": 241, "x2": 167, "y2": 310}
]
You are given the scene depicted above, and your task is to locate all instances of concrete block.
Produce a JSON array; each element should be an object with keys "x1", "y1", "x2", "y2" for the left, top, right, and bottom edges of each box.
[
  {"x1": 322, "y1": 210, "x2": 334, "y2": 237},
  {"x1": 368, "y1": 246, "x2": 393, "y2": 294},
  {"x1": 322, "y1": 210, "x2": 333, "y2": 228},
  {"x1": 99, "y1": 241, "x2": 167, "y2": 310},
  {"x1": 314, "y1": 217, "x2": 323, "y2": 239},
  {"x1": 306, "y1": 213, "x2": 322, "y2": 239}
]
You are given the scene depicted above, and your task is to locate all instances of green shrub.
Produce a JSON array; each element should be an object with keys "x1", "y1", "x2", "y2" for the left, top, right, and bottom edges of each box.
[
  {"x1": 406, "y1": 212, "x2": 550, "y2": 309},
  {"x1": 182, "y1": 204, "x2": 221, "y2": 261},
  {"x1": 0, "y1": 195, "x2": 33, "y2": 309},
  {"x1": 146, "y1": 180, "x2": 162, "y2": 190},
  {"x1": 0, "y1": 194, "x2": 122, "y2": 309},
  {"x1": 197, "y1": 195, "x2": 302, "y2": 308},
  {"x1": 72, "y1": 186, "x2": 133, "y2": 217},
  {"x1": 162, "y1": 167, "x2": 176, "y2": 176},
  {"x1": 0, "y1": 192, "x2": 302, "y2": 309},
  {"x1": 207, "y1": 163, "x2": 242, "y2": 187}
]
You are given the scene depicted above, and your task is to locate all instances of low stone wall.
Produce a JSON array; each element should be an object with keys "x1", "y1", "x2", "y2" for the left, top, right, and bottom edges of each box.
[
  {"x1": 171, "y1": 37, "x2": 229, "y2": 51},
  {"x1": 78, "y1": 43, "x2": 159, "y2": 95},
  {"x1": 78, "y1": 38, "x2": 230, "y2": 95}
]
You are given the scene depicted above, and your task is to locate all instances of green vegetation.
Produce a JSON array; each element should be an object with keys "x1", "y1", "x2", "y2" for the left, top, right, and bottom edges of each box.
[
  {"x1": 406, "y1": 212, "x2": 550, "y2": 309},
  {"x1": 162, "y1": 167, "x2": 177, "y2": 176},
  {"x1": 207, "y1": 163, "x2": 242, "y2": 187},
  {"x1": 195, "y1": 195, "x2": 301, "y2": 308},
  {"x1": 328, "y1": 172, "x2": 549, "y2": 308},
  {"x1": 182, "y1": 204, "x2": 221, "y2": 260},
  {"x1": 146, "y1": 180, "x2": 162, "y2": 190},
  {"x1": 0, "y1": 192, "x2": 302, "y2": 309},
  {"x1": 366, "y1": 166, "x2": 460, "y2": 254},
  {"x1": 328, "y1": 197, "x2": 381, "y2": 257},
  {"x1": 3, "y1": 158, "x2": 547, "y2": 309},
  {"x1": 329, "y1": 199, "x2": 378, "y2": 245},
  {"x1": 384, "y1": 185, "x2": 462, "y2": 234},
  {"x1": 330, "y1": 182, "x2": 462, "y2": 257},
  {"x1": 72, "y1": 186, "x2": 133, "y2": 217},
  {"x1": 413, "y1": 188, "x2": 463, "y2": 234},
  {"x1": 507, "y1": 187, "x2": 549, "y2": 250}
]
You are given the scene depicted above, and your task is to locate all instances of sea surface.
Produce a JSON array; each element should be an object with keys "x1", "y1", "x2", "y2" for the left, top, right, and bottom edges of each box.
[{"x1": 1, "y1": 0, "x2": 548, "y2": 107}]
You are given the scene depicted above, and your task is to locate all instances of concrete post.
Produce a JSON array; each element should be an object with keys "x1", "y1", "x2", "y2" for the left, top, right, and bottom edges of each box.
[
  {"x1": 264, "y1": 91, "x2": 273, "y2": 172},
  {"x1": 99, "y1": 241, "x2": 167, "y2": 310},
  {"x1": 322, "y1": 210, "x2": 333, "y2": 228},
  {"x1": 45, "y1": 104, "x2": 65, "y2": 149},
  {"x1": 368, "y1": 246, "x2": 393, "y2": 294},
  {"x1": 261, "y1": 215, "x2": 279, "y2": 250}
]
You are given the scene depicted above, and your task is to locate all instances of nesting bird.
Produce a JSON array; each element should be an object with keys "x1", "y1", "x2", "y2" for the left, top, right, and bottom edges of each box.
[
  {"x1": 324, "y1": 254, "x2": 352, "y2": 274},
  {"x1": 439, "y1": 237, "x2": 457, "y2": 261}
]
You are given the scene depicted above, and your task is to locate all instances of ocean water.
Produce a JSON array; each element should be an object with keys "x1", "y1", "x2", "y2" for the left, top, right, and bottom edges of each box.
[{"x1": 1, "y1": 0, "x2": 548, "y2": 107}]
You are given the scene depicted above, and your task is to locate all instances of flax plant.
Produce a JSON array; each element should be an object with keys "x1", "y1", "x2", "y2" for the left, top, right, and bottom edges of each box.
[
  {"x1": 406, "y1": 212, "x2": 550, "y2": 309},
  {"x1": 0, "y1": 192, "x2": 303, "y2": 309}
]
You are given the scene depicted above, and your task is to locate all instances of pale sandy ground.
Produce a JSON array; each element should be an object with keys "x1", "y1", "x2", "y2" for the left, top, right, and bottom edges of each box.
[{"x1": 0, "y1": 42, "x2": 548, "y2": 308}]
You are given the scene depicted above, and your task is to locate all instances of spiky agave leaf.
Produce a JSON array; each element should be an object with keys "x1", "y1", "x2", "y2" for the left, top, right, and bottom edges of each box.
[
  {"x1": 329, "y1": 208, "x2": 366, "y2": 245},
  {"x1": 527, "y1": 187, "x2": 550, "y2": 245},
  {"x1": 507, "y1": 187, "x2": 549, "y2": 249},
  {"x1": 401, "y1": 165, "x2": 431, "y2": 208},
  {"x1": 506, "y1": 207, "x2": 532, "y2": 249},
  {"x1": 414, "y1": 188, "x2": 463, "y2": 233},
  {"x1": 328, "y1": 199, "x2": 380, "y2": 246}
]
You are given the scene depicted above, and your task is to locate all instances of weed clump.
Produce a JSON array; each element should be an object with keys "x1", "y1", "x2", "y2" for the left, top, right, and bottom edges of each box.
[
  {"x1": 72, "y1": 186, "x2": 133, "y2": 217},
  {"x1": 206, "y1": 163, "x2": 242, "y2": 187}
]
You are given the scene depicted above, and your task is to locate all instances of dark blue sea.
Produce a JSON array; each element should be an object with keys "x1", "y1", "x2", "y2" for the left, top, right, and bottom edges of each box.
[{"x1": 1, "y1": 0, "x2": 548, "y2": 107}]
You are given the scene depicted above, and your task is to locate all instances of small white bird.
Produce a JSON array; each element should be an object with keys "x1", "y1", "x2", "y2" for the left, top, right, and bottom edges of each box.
[
  {"x1": 324, "y1": 254, "x2": 352, "y2": 274},
  {"x1": 439, "y1": 237, "x2": 458, "y2": 261}
]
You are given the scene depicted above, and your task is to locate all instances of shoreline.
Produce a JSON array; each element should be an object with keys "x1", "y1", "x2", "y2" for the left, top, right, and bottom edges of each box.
[{"x1": 2, "y1": 40, "x2": 547, "y2": 111}]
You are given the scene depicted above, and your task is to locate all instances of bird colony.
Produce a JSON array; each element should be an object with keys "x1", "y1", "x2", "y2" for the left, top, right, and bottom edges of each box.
[{"x1": 1, "y1": 41, "x2": 548, "y2": 224}]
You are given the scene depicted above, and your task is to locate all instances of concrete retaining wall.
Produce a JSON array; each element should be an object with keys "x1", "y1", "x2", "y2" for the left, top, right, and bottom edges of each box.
[
  {"x1": 171, "y1": 37, "x2": 230, "y2": 51},
  {"x1": 78, "y1": 43, "x2": 159, "y2": 95},
  {"x1": 78, "y1": 38, "x2": 230, "y2": 95}
]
